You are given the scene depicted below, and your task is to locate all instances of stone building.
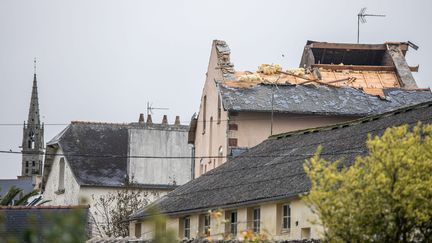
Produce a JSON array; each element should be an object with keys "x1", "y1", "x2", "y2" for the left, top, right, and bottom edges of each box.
[{"x1": 189, "y1": 40, "x2": 432, "y2": 178}]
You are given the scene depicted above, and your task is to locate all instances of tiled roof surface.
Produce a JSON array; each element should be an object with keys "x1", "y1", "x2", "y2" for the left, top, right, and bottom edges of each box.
[
  {"x1": 133, "y1": 101, "x2": 432, "y2": 218},
  {"x1": 219, "y1": 83, "x2": 432, "y2": 116}
]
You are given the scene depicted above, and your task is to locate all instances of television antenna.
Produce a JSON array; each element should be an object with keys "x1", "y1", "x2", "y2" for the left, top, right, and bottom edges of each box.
[
  {"x1": 357, "y1": 7, "x2": 386, "y2": 43},
  {"x1": 146, "y1": 102, "x2": 169, "y2": 117}
]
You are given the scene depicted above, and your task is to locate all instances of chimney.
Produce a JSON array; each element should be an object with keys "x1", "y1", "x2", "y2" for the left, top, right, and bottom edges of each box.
[
  {"x1": 138, "y1": 113, "x2": 145, "y2": 124},
  {"x1": 174, "y1": 116, "x2": 180, "y2": 125},
  {"x1": 146, "y1": 114, "x2": 152, "y2": 124},
  {"x1": 162, "y1": 115, "x2": 168, "y2": 125}
]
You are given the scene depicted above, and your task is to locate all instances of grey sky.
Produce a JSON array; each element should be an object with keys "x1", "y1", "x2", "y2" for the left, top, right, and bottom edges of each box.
[{"x1": 1, "y1": 0, "x2": 431, "y2": 179}]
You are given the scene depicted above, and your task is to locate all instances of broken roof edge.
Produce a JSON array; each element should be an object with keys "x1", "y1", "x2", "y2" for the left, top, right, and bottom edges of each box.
[
  {"x1": 306, "y1": 40, "x2": 409, "y2": 51},
  {"x1": 269, "y1": 100, "x2": 432, "y2": 140}
]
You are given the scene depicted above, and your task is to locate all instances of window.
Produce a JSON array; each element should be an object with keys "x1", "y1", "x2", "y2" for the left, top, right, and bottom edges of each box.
[
  {"x1": 31, "y1": 168, "x2": 36, "y2": 174},
  {"x1": 218, "y1": 146, "x2": 223, "y2": 166},
  {"x1": 184, "y1": 216, "x2": 191, "y2": 239},
  {"x1": 282, "y1": 204, "x2": 291, "y2": 231},
  {"x1": 135, "y1": 223, "x2": 142, "y2": 238},
  {"x1": 217, "y1": 94, "x2": 221, "y2": 124},
  {"x1": 32, "y1": 161, "x2": 35, "y2": 167},
  {"x1": 26, "y1": 161, "x2": 29, "y2": 167},
  {"x1": 202, "y1": 95, "x2": 207, "y2": 134},
  {"x1": 25, "y1": 169, "x2": 28, "y2": 174},
  {"x1": 209, "y1": 117, "x2": 213, "y2": 157},
  {"x1": 58, "y1": 158, "x2": 65, "y2": 192},
  {"x1": 230, "y1": 211, "x2": 237, "y2": 236},
  {"x1": 253, "y1": 208, "x2": 260, "y2": 233},
  {"x1": 204, "y1": 214, "x2": 211, "y2": 236}
]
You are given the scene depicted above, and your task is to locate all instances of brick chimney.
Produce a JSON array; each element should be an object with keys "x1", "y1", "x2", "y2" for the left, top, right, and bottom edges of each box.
[
  {"x1": 162, "y1": 115, "x2": 168, "y2": 125},
  {"x1": 146, "y1": 114, "x2": 152, "y2": 124},
  {"x1": 138, "y1": 113, "x2": 145, "y2": 124},
  {"x1": 174, "y1": 116, "x2": 180, "y2": 125}
]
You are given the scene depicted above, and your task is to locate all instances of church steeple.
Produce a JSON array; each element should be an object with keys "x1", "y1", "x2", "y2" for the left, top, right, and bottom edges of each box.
[
  {"x1": 21, "y1": 59, "x2": 44, "y2": 177},
  {"x1": 28, "y1": 63, "x2": 41, "y2": 126}
]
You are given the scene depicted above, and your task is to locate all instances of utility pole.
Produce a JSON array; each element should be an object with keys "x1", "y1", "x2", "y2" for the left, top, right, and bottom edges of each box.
[{"x1": 357, "y1": 8, "x2": 386, "y2": 43}]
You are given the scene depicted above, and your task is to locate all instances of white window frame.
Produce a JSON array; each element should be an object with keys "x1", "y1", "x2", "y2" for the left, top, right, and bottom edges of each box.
[{"x1": 282, "y1": 204, "x2": 291, "y2": 232}]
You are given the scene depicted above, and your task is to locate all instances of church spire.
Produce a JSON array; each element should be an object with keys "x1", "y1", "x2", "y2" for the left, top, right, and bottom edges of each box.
[
  {"x1": 27, "y1": 58, "x2": 41, "y2": 126},
  {"x1": 21, "y1": 58, "x2": 44, "y2": 177}
]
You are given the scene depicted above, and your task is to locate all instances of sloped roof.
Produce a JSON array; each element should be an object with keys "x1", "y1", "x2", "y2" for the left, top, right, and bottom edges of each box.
[
  {"x1": 133, "y1": 101, "x2": 432, "y2": 218},
  {"x1": 51, "y1": 122, "x2": 130, "y2": 187},
  {"x1": 44, "y1": 122, "x2": 188, "y2": 188},
  {"x1": 219, "y1": 83, "x2": 432, "y2": 116}
]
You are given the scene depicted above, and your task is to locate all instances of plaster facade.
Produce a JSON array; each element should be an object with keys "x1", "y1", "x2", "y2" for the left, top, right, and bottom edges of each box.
[
  {"x1": 128, "y1": 127, "x2": 192, "y2": 185},
  {"x1": 135, "y1": 198, "x2": 322, "y2": 241}
]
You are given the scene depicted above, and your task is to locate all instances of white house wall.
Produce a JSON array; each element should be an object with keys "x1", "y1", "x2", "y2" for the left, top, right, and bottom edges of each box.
[
  {"x1": 128, "y1": 128, "x2": 192, "y2": 185},
  {"x1": 42, "y1": 147, "x2": 81, "y2": 205}
]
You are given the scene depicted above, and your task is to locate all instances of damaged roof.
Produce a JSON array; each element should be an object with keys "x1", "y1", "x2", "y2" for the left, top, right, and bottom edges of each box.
[
  {"x1": 219, "y1": 83, "x2": 432, "y2": 116},
  {"x1": 132, "y1": 101, "x2": 432, "y2": 219}
]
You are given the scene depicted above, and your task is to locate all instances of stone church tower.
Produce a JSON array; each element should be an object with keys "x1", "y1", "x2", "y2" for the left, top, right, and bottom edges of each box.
[{"x1": 21, "y1": 65, "x2": 44, "y2": 177}]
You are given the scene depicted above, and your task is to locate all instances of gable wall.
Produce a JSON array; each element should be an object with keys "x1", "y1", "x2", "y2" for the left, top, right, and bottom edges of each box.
[
  {"x1": 194, "y1": 42, "x2": 229, "y2": 178},
  {"x1": 43, "y1": 147, "x2": 81, "y2": 205}
]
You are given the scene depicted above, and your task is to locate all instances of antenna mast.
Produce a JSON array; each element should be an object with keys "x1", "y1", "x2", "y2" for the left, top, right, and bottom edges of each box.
[
  {"x1": 146, "y1": 102, "x2": 169, "y2": 117},
  {"x1": 357, "y1": 7, "x2": 386, "y2": 43}
]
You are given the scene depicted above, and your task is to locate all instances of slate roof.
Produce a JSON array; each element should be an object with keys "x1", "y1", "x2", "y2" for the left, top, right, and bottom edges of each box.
[
  {"x1": 0, "y1": 205, "x2": 90, "y2": 241},
  {"x1": 47, "y1": 122, "x2": 130, "y2": 187},
  {"x1": 132, "y1": 101, "x2": 432, "y2": 219},
  {"x1": 44, "y1": 122, "x2": 187, "y2": 188},
  {"x1": 219, "y1": 84, "x2": 432, "y2": 116}
]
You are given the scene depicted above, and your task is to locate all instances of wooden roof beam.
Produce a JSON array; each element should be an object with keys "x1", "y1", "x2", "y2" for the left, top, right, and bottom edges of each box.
[{"x1": 308, "y1": 42, "x2": 408, "y2": 52}]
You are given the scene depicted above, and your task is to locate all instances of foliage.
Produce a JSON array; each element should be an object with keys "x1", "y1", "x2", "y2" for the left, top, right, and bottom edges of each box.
[
  {"x1": 92, "y1": 177, "x2": 157, "y2": 237},
  {"x1": 0, "y1": 186, "x2": 39, "y2": 206},
  {"x1": 0, "y1": 207, "x2": 88, "y2": 243},
  {"x1": 303, "y1": 123, "x2": 432, "y2": 242},
  {"x1": 146, "y1": 206, "x2": 177, "y2": 243}
]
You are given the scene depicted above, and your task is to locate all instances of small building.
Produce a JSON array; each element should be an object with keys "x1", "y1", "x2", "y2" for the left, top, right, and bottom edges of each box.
[
  {"x1": 189, "y1": 40, "x2": 432, "y2": 178},
  {"x1": 0, "y1": 205, "x2": 90, "y2": 241},
  {"x1": 41, "y1": 116, "x2": 191, "y2": 237},
  {"x1": 130, "y1": 100, "x2": 432, "y2": 241}
]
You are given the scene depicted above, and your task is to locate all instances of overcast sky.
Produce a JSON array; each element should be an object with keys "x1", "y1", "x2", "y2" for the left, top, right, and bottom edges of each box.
[{"x1": 0, "y1": 0, "x2": 431, "y2": 179}]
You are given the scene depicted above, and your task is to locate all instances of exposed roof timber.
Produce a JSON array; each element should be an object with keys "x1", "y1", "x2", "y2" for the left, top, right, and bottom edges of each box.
[
  {"x1": 311, "y1": 64, "x2": 418, "y2": 72},
  {"x1": 308, "y1": 42, "x2": 409, "y2": 51}
]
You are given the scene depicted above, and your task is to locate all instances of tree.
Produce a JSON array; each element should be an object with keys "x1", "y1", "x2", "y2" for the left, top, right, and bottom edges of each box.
[
  {"x1": 91, "y1": 177, "x2": 159, "y2": 237},
  {"x1": 303, "y1": 123, "x2": 432, "y2": 242},
  {"x1": 0, "y1": 186, "x2": 39, "y2": 206}
]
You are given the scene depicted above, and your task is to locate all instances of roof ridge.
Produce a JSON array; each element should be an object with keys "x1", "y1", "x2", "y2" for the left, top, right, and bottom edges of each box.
[
  {"x1": 71, "y1": 121, "x2": 130, "y2": 126},
  {"x1": 270, "y1": 100, "x2": 432, "y2": 140}
]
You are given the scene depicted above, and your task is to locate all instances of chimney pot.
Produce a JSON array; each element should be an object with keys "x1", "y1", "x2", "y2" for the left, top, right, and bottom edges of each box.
[
  {"x1": 162, "y1": 115, "x2": 168, "y2": 125},
  {"x1": 138, "y1": 113, "x2": 145, "y2": 124},
  {"x1": 174, "y1": 116, "x2": 180, "y2": 125},
  {"x1": 146, "y1": 114, "x2": 152, "y2": 124}
]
